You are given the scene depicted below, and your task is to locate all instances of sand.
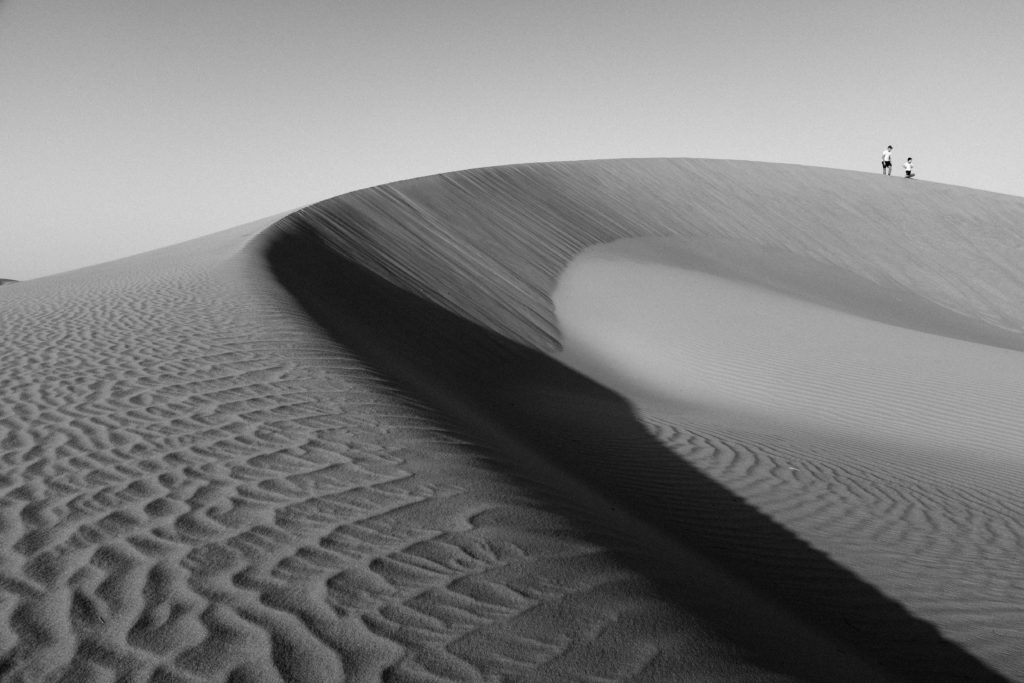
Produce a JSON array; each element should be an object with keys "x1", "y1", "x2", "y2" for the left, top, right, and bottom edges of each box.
[{"x1": 1, "y1": 159, "x2": 1021, "y2": 681}]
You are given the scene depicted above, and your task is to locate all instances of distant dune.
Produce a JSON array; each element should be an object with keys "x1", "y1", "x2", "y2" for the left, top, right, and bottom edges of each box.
[
  {"x1": 1, "y1": 159, "x2": 1021, "y2": 681},
  {"x1": 0, "y1": 279, "x2": 16, "y2": 286}
]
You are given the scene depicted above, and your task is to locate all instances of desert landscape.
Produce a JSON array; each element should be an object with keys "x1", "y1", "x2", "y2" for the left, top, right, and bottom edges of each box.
[{"x1": 1, "y1": 158, "x2": 1022, "y2": 681}]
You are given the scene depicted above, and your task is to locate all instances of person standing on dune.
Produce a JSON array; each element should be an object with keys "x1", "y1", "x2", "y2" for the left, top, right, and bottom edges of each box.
[
  {"x1": 904, "y1": 157, "x2": 915, "y2": 179},
  {"x1": 882, "y1": 146, "x2": 894, "y2": 175}
]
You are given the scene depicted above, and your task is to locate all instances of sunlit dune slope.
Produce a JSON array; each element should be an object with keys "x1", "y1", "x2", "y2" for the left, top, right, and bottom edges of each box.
[{"x1": 281, "y1": 159, "x2": 1024, "y2": 352}]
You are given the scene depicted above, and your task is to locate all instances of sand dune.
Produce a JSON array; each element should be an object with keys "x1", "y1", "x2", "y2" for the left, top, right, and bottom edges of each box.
[{"x1": 1, "y1": 159, "x2": 1022, "y2": 681}]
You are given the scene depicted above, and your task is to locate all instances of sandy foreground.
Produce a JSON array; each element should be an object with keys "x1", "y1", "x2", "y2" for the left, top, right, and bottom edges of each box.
[{"x1": 1, "y1": 159, "x2": 1022, "y2": 681}]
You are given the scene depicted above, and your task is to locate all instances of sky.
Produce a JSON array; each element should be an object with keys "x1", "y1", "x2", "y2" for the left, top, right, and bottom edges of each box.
[{"x1": 2, "y1": 0, "x2": 1023, "y2": 280}]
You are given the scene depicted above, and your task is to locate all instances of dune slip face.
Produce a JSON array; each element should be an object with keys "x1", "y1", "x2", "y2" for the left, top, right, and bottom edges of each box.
[{"x1": 1, "y1": 159, "x2": 1022, "y2": 682}]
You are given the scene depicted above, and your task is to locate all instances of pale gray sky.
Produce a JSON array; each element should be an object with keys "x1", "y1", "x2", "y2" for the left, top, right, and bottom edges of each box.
[{"x1": 3, "y1": 1, "x2": 1022, "y2": 280}]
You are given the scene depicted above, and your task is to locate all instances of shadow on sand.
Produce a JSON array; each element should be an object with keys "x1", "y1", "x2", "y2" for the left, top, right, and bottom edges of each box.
[{"x1": 266, "y1": 222, "x2": 1004, "y2": 682}]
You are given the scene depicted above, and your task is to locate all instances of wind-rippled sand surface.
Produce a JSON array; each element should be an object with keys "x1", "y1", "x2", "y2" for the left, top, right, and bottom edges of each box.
[{"x1": 2, "y1": 159, "x2": 1023, "y2": 681}]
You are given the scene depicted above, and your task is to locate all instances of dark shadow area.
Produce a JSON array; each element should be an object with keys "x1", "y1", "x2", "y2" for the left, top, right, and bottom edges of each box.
[{"x1": 265, "y1": 221, "x2": 1005, "y2": 682}]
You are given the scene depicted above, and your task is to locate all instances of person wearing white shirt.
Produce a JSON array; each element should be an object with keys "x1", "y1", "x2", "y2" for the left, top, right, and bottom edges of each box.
[
  {"x1": 882, "y1": 146, "x2": 894, "y2": 175},
  {"x1": 904, "y1": 157, "x2": 915, "y2": 179}
]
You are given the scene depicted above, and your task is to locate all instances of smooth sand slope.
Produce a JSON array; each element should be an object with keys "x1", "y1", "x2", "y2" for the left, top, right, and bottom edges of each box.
[{"x1": 1, "y1": 159, "x2": 1022, "y2": 681}]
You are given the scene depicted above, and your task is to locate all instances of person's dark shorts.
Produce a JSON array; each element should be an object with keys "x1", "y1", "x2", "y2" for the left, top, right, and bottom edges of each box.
[{"x1": 882, "y1": 160, "x2": 892, "y2": 168}]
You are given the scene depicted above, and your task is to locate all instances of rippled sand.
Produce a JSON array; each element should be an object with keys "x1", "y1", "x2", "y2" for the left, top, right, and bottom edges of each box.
[{"x1": 1, "y1": 159, "x2": 1022, "y2": 681}]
